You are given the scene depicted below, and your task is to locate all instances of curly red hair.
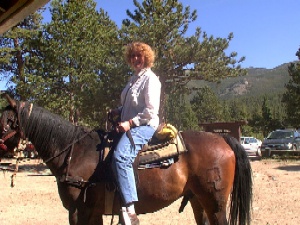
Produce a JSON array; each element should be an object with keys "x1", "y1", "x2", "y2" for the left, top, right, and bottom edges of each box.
[{"x1": 124, "y1": 42, "x2": 155, "y2": 68}]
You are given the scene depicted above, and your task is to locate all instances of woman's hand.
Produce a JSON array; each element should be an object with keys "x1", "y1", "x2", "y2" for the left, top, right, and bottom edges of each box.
[{"x1": 117, "y1": 121, "x2": 131, "y2": 132}]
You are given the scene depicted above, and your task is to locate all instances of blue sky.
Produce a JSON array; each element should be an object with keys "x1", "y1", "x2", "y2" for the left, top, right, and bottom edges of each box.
[
  {"x1": 95, "y1": 0, "x2": 299, "y2": 69},
  {"x1": 1, "y1": 0, "x2": 299, "y2": 90}
]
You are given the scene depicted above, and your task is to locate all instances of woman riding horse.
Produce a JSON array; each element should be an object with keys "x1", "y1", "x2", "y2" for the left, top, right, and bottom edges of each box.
[
  {"x1": 0, "y1": 92, "x2": 252, "y2": 225},
  {"x1": 110, "y1": 42, "x2": 161, "y2": 225}
]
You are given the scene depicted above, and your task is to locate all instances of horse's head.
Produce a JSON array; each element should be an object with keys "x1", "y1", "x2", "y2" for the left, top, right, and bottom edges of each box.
[{"x1": 0, "y1": 94, "x2": 22, "y2": 157}]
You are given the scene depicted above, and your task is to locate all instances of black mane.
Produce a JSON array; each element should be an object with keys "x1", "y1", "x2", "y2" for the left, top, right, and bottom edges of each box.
[{"x1": 22, "y1": 104, "x2": 90, "y2": 158}]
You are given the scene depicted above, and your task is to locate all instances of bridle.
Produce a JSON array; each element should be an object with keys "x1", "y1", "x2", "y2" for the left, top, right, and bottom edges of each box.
[{"x1": 0, "y1": 101, "x2": 32, "y2": 152}]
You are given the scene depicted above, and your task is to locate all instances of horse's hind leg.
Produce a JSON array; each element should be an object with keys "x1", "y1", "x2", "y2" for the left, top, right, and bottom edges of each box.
[
  {"x1": 189, "y1": 190, "x2": 228, "y2": 225},
  {"x1": 191, "y1": 198, "x2": 227, "y2": 225},
  {"x1": 206, "y1": 209, "x2": 227, "y2": 225},
  {"x1": 201, "y1": 197, "x2": 228, "y2": 225},
  {"x1": 189, "y1": 197, "x2": 209, "y2": 225}
]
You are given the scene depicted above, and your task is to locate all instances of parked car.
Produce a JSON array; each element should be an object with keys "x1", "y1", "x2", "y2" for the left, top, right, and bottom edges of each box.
[
  {"x1": 241, "y1": 136, "x2": 262, "y2": 158},
  {"x1": 260, "y1": 129, "x2": 300, "y2": 157}
]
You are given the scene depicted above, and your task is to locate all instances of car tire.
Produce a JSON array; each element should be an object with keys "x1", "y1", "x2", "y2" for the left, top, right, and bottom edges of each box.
[
  {"x1": 291, "y1": 145, "x2": 298, "y2": 156},
  {"x1": 262, "y1": 148, "x2": 272, "y2": 157},
  {"x1": 257, "y1": 147, "x2": 262, "y2": 158}
]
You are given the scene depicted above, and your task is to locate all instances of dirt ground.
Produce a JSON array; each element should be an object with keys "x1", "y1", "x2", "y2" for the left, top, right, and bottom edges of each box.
[{"x1": 0, "y1": 157, "x2": 300, "y2": 225}]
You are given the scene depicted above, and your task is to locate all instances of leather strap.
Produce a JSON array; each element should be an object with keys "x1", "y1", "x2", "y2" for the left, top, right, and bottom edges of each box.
[{"x1": 126, "y1": 130, "x2": 135, "y2": 150}]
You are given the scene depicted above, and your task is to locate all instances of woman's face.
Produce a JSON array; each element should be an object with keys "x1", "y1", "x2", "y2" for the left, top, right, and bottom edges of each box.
[{"x1": 130, "y1": 51, "x2": 145, "y2": 72}]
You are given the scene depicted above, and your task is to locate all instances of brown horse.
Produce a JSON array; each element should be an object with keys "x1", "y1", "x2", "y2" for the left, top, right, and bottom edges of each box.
[{"x1": 0, "y1": 94, "x2": 252, "y2": 225}]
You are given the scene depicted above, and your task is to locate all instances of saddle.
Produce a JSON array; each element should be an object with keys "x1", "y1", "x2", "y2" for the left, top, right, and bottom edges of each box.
[
  {"x1": 137, "y1": 123, "x2": 187, "y2": 168},
  {"x1": 100, "y1": 123, "x2": 187, "y2": 169}
]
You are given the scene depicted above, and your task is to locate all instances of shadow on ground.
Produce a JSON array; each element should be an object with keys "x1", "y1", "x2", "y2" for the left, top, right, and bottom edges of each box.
[
  {"x1": 276, "y1": 165, "x2": 300, "y2": 171},
  {"x1": 1, "y1": 158, "x2": 49, "y2": 174}
]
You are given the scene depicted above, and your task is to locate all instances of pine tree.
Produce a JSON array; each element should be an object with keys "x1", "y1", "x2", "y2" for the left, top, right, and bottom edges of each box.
[
  {"x1": 39, "y1": 0, "x2": 124, "y2": 125},
  {"x1": 165, "y1": 90, "x2": 198, "y2": 130},
  {"x1": 0, "y1": 12, "x2": 44, "y2": 100},
  {"x1": 120, "y1": 0, "x2": 247, "y2": 119},
  {"x1": 282, "y1": 48, "x2": 300, "y2": 128},
  {"x1": 261, "y1": 97, "x2": 280, "y2": 136},
  {"x1": 190, "y1": 86, "x2": 223, "y2": 123}
]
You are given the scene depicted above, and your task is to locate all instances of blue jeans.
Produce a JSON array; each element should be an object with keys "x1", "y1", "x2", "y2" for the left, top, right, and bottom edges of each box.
[{"x1": 111, "y1": 125, "x2": 155, "y2": 205}]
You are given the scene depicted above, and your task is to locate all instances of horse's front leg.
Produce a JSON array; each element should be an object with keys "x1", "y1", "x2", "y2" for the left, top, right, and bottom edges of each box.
[
  {"x1": 74, "y1": 206, "x2": 104, "y2": 225},
  {"x1": 69, "y1": 206, "x2": 78, "y2": 225}
]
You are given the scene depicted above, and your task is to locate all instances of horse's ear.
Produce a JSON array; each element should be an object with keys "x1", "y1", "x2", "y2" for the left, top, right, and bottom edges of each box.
[{"x1": 1, "y1": 93, "x2": 17, "y2": 108}]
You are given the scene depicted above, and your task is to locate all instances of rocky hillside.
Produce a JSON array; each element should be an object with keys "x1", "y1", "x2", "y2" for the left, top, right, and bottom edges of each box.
[{"x1": 189, "y1": 62, "x2": 293, "y2": 99}]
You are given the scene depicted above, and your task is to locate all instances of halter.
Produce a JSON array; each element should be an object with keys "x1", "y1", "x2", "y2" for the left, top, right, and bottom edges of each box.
[{"x1": 0, "y1": 102, "x2": 32, "y2": 152}]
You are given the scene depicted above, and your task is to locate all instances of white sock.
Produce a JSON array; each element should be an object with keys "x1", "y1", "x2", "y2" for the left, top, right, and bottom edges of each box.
[
  {"x1": 121, "y1": 207, "x2": 131, "y2": 225},
  {"x1": 126, "y1": 203, "x2": 136, "y2": 214}
]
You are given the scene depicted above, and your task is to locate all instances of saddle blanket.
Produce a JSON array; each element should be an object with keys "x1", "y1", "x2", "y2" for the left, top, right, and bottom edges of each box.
[{"x1": 138, "y1": 131, "x2": 187, "y2": 168}]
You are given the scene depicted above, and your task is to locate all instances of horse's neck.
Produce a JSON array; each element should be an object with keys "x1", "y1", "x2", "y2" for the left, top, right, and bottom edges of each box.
[{"x1": 25, "y1": 106, "x2": 79, "y2": 159}]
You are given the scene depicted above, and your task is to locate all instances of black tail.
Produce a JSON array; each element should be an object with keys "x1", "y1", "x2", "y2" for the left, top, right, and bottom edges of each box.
[{"x1": 223, "y1": 135, "x2": 253, "y2": 225}]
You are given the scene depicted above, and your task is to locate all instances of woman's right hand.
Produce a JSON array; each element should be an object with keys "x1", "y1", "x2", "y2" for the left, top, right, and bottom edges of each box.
[{"x1": 116, "y1": 121, "x2": 131, "y2": 133}]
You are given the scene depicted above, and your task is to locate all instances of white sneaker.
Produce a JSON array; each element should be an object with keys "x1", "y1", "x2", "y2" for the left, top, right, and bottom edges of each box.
[
  {"x1": 128, "y1": 212, "x2": 139, "y2": 225},
  {"x1": 122, "y1": 207, "x2": 140, "y2": 225}
]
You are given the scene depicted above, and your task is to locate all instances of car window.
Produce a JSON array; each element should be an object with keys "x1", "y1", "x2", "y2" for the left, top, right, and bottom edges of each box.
[
  {"x1": 242, "y1": 137, "x2": 257, "y2": 144},
  {"x1": 267, "y1": 131, "x2": 293, "y2": 139}
]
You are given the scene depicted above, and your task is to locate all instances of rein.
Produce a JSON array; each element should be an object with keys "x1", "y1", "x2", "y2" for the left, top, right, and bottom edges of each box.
[
  {"x1": 43, "y1": 131, "x2": 91, "y2": 164},
  {"x1": 0, "y1": 130, "x2": 17, "y2": 151},
  {"x1": 44, "y1": 130, "x2": 95, "y2": 189}
]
